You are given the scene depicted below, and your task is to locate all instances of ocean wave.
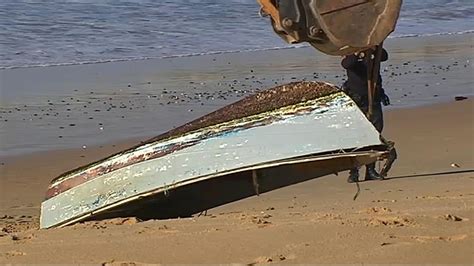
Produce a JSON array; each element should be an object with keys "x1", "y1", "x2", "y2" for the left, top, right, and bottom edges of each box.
[
  {"x1": 1, "y1": 30, "x2": 473, "y2": 71},
  {"x1": 390, "y1": 29, "x2": 474, "y2": 39}
]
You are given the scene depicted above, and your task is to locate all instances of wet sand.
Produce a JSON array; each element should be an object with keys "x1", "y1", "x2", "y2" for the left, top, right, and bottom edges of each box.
[
  {"x1": 1, "y1": 33, "x2": 473, "y2": 157},
  {"x1": 0, "y1": 34, "x2": 473, "y2": 263}
]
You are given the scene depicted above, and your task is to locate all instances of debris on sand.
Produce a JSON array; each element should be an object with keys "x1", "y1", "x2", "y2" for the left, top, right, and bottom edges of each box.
[
  {"x1": 454, "y1": 96, "x2": 468, "y2": 101},
  {"x1": 450, "y1": 163, "x2": 461, "y2": 168},
  {"x1": 253, "y1": 256, "x2": 273, "y2": 264},
  {"x1": 444, "y1": 214, "x2": 464, "y2": 222}
]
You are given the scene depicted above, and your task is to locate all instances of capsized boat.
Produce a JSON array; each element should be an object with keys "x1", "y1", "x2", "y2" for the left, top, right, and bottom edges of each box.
[{"x1": 40, "y1": 81, "x2": 388, "y2": 229}]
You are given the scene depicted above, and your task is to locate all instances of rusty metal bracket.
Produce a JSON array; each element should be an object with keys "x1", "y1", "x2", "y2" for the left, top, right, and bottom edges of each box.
[
  {"x1": 257, "y1": 0, "x2": 280, "y2": 26},
  {"x1": 379, "y1": 137, "x2": 398, "y2": 177},
  {"x1": 257, "y1": 0, "x2": 299, "y2": 44}
]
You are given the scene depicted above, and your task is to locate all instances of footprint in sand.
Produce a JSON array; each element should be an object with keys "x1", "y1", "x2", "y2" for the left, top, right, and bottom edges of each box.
[
  {"x1": 74, "y1": 217, "x2": 141, "y2": 229},
  {"x1": 365, "y1": 207, "x2": 392, "y2": 214},
  {"x1": 0, "y1": 215, "x2": 40, "y2": 233},
  {"x1": 365, "y1": 216, "x2": 415, "y2": 227},
  {"x1": 411, "y1": 234, "x2": 468, "y2": 243},
  {"x1": 249, "y1": 214, "x2": 273, "y2": 228},
  {"x1": 443, "y1": 214, "x2": 468, "y2": 222},
  {"x1": 3, "y1": 251, "x2": 26, "y2": 257},
  {"x1": 441, "y1": 234, "x2": 468, "y2": 241},
  {"x1": 252, "y1": 253, "x2": 296, "y2": 264},
  {"x1": 11, "y1": 232, "x2": 35, "y2": 242},
  {"x1": 252, "y1": 217, "x2": 272, "y2": 227},
  {"x1": 102, "y1": 260, "x2": 144, "y2": 266},
  {"x1": 0, "y1": 227, "x2": 8, "y2": 237},
  {"x1": 372, "y1": 199, "x2": 397, "y2": 203},
  {"x1": 252, "y1": 256, "x2": 274, "y2": 264},
  {"x1": 415, "y1": 195, "x2": 469, "y2": 200},
  {"x1": 388, "y1": 234, "x2": 469, "y2": 245}
]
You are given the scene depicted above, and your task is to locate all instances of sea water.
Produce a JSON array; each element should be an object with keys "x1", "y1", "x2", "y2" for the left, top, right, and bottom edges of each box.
[{"x1": 1, "y1": 0, "x2": 473, "y2": 69}]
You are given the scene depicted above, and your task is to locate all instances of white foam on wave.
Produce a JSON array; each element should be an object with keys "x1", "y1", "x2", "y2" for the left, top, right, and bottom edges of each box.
[
  {"x1": 390, "y1": 29, "x2": 474, "y2": 39},
  {"x1": 1, "y1": 30, "x2": 473, "y2": 71}
]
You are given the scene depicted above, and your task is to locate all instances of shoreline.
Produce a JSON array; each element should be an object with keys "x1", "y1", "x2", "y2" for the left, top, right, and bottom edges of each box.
[
  {"x1": 2, "y1": 30, "x2": 474, "y2": 71},
  {"x1": 1, "y1": 33, "x2": 473, "y2": 157}
]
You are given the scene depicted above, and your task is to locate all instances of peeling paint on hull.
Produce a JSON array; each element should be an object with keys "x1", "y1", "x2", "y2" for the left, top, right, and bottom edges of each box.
[{"x1": 40, "y1": 81, "x2": 386, "y2": 229}]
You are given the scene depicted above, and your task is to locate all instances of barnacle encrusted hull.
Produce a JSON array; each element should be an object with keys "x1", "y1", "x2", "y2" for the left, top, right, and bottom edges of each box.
[{"x1": 41, "y1": 81, "x2": 386, "y2": 229}]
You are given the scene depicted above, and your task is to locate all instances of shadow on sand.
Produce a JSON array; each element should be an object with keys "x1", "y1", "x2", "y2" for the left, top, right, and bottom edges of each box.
[
  {"x1": 387, "y1": 169, "x2": 474, "y2": 180},
  {"x1": 88, "y1": 155, "x2": 368, "y2": 221}
]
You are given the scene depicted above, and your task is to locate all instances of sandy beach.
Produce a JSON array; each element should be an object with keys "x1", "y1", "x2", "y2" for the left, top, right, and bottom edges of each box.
[{"x1": 0, "y1": 34, "x2": 473, "y2": 264}]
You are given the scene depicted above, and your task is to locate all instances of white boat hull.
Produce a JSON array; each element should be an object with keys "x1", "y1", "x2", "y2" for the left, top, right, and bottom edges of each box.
[{"x1": 41, "y1": 82, "x2": 385, "y2": 228}]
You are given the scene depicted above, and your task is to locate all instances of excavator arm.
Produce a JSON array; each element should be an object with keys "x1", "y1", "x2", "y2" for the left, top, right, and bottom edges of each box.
[
  {"x1": 258, "y1": 0, "x2": 402, "y2": 177},
  {"x1": 257, "y1": 0, "x2": 403, "y2": 117},
  {"x1": 257, "y1": 0, "x2": 402, "y2": 56}
]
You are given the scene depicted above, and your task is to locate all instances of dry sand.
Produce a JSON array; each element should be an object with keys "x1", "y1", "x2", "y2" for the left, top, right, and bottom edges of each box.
[{"x1": 0, "y1": 99, "x2": 472, "y2": 264}]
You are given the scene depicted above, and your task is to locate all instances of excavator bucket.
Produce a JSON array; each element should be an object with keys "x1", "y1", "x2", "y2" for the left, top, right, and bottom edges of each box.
[{"x1": 258, "y1": 0, "x2": 402, "y2": 55}]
